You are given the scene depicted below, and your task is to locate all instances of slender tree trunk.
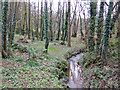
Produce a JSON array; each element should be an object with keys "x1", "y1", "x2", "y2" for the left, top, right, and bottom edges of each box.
[
  {"x1": 71, "y1": 3, "x2": 77, "y2": 37},
  {"x1": 24, "y1": 2, "x2": 28, "y2": 36},
  {"x1": 61, "y1": 2, "x2": 64, "y2": 40},
  {"x1": 80, "y1": 15, "x2": 84, "y2": 39},
  {"x1": 0, "y1": 1, "x2": 2, "y2": 56},
  {"x1": 110, "y1": 1, "x2": 120, "y2": 38},
  {"x1": 40, "y1": 1, "x2": 43, "y2": 41},
  {"x1": 76, "y1": 15, "x2": 80, "y2": 34},
  {"x1": 45, "y1": 1, "x2": 49, "y2": 53},
  {"x1": 28, "y1": 0, "x2": 31, "y2": 39},
  {"x1": 33, "y1": 2, "x2": 36, "y2": 40},
  {"x1": 56, "y1": 13, "x2": 61, "y2": 40},
  {"x1": 22, "y1": 3, "x2": 26, "y2": 36},
  {"x1": 83, "y1": 10, "x2": 87, "y2": 37},
  {"x1": 49, "y1": 2, "x2": 53, "y2": 41},
  {"x1": 117, "y1": 16, "x2": 120, "y2": 61},
  {"x1": 96, "y1": 2, "x2": 104, "y2": 54},
  {"x1": 83, "y1": 10, "x2": 88, "y2": 47},
  {"x1": 32, "y1": 5, "x2": 35, "y2": 41},
  {"x1": 63, "y1": 4, "x2": 68, "y2": 43},
  {"x1": 32, "y1": 22, "x2": 35, "y2": 41},
  {"x1": 8, "y1": 2, "x2": 12, "y2": 43},
  {"x1": 2, "y1": 1, "x2": 8, "y2": 58},
  {"x1": 72, "y1": 13, "x2": 77, "y2": 37},
  {"x1": 10, "y1": 2, "x2": 17, "y2": 44},
  {"x1": 67, "y1": 1, "x2": 71, "y2": 47},
  {"x1": 56, "y1": 2, "x2": 61, "y2": 40},
  {"x1": 36, "y1": 1, "x2": 39, "y2": 39},
  {"x1": 116, "y1": 18, "x2": 120, "y2": 38}
]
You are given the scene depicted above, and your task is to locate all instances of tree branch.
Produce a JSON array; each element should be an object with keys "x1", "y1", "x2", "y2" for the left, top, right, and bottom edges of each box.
[{"x1": 105, "y1": 2, "x2": 109, "y2": 6}]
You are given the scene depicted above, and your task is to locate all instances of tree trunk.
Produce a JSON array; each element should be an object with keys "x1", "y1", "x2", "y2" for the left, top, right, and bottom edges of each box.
[
  {"x1": 72, "y1": 14, "x2": 77, "y2": 37},
  {"x1": 67, "y1": 1, "x2": 71, "y2": 47},
  {"x1": 63, "y1": 4, "x2": 68, "y2": 44},
  {"x1": 88, "y1": 1, "x2": 97, "y2": 52},
  {"x1": 45, "y1": 1, "x2": 49, "y2": 53},
  {"x1": 24, "y1": 2, "x2": 28, "y2": 35},
  {"x1": 61, "y1": 2, "x2": 65, "y2": 40},
  {"x1": 28, "y1": 0, "x2": 31, "y2": 39},
  {"x1": 49, "y1": 2, "x2": 53, "y2": 41},
  {"x1": 10, "y1": 2, "x2": 18, "y2": 44},
  {"x1": 56, "y1": 2, "x2": 61, "y2": 40},
  {"x1": 80, "y1": 15, "x2": 84, "y2": 39},
  {"x1": 36, "y1": 1, "x2": 39, "y2": 39},
  {"x1": 110, "y1": 1, "x2": 120, "y2": 38},
  {"x1": 71, "y1": 3, "x2": 77, "y2": 38},
  {"x1": 8, "y1": 2, "x2": 13, "y2": 43},
  {"x1": 2, "y1": 1, "x2": 8, "y2": 58},
  {"x1": 0, "y1": 1, "x2": 2, "y2": 56},
  {"x1": 100, "y1": 1, "x2": 113, "y2": 60},
  {"x1": 40, "y1": 1, "x2": 43, "y2": 41},
  {"x1": 96, "y1": 2, "x2": 104, "y2": 54}
]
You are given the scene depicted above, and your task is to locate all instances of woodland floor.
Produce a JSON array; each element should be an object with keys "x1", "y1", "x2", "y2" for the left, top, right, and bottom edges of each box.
[
  {"x1": 0, "y1": 34, "x2": 119, "y2": 88},
  {"x1": 1, "y1": 34, "x2": 85, "y2": 88}
]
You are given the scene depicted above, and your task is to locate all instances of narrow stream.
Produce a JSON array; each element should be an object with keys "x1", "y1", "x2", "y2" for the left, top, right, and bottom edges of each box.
[{"x1": 68, "y1": 53, "x2": 84, "y2": 88}]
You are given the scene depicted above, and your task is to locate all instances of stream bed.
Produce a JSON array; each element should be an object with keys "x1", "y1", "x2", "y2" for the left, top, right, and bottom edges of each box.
[{"x1": 68, "y1": 53, "x2": 84, "y2": 88}]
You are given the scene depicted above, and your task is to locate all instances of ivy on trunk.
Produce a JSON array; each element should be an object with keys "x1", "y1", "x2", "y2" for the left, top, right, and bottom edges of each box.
[
  {"x1": 2, "y1": 1, "x2": 8, "y2": 58},
  {"x1": 45, "y1": 1, "x2": 49, "y2": 53},
  {"x1": 88, "y1": 1, "x2": 97, "y2": 52},
  {"x1": 100, "y1": 1, "x2": 113, "y2": 60}
]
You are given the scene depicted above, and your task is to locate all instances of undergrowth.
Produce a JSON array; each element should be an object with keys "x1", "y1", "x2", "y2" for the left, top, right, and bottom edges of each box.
[
  {"x1": 1, "y1": 43, "x2": 68, "y2": 88},
  {"x1": 79, "y1": 39, "x2": 119, "y2": 88}
]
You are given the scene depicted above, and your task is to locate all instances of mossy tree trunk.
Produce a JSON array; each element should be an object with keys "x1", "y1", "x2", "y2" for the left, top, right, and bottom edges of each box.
[
  {"x1": 96, "y1": 2, "x2": 104, "y2": 54},
  {"x1": 88, "y1": 1, "x2": 97, "y2": 52},
  {"x1": 40, "y1": 1, "x2": 43, "y2": 41},
  {"x1": 49, "y1": 2, "x2": 53, "y2": 41},
  {"x1": 36, "y1": 1, "x2": 39, "y2": 40},
  {"x1": 63, "y1": 4, "x2": 68, "y2": 44},
  {"x1": 45, "y1": 1, "x2": 49, "y2": 53},
  {"x1": 24, "y1": 2, "x2": 28, "y2": 36},
  {"x1": 9, "y1": 2, "x2": 17, "y2": 44},
  {"x1": 8, "y1": 2, "x2": 12, "y2": 43},
  {"x1": 100, "y1": 1, "x2": 113, "y2": 60},
  {"x1": 61, "y1": 2, "x2": 64, "y2": 40},
  {"x1": 0, "y1": 1, "x2": 2, "y2": 55},
  {"x1": 22, "y1": 3, "x2": 25, "y2": 36},
  {"x1": 116, "y1": 16, "x2": 120, "y2": 38},
  {"x1": 28, "y1": 0, "x2": 31, "y2": 39},
  {"x1": 2, "y1": 1, "x2": 8, "y2": 58},
  {"x1": 117, "y1": 15, "x2": 120, "y2": 61}
]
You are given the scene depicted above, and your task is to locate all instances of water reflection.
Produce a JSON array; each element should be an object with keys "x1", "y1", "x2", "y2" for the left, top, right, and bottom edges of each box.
[{"x1": 68, "y1": 53, "x2": 84, "y2": 88}]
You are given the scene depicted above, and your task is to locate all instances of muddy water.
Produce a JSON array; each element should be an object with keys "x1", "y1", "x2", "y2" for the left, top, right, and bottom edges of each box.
[{"x1": 68, "y1": 53, "x2": 84, "y2": 88}]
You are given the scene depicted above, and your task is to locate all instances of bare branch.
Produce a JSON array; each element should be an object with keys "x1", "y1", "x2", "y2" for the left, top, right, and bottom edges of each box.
[
  {"x1": 112, "y1": 1, "x2": 120, "y2": 11},
  {"x1": 105, "y1": 2, "x2": 109, "y2": 6}
]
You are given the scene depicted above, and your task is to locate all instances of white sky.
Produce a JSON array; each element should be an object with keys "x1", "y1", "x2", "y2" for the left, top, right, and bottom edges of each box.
[
  {"x1": 29, "y1": 0, "x2": 111, "y2": 18},
  {"x1": 5, "y1": 0, "x2": 118, "y2": 18}
]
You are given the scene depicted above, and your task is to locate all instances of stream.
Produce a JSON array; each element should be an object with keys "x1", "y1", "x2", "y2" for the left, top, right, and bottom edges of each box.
[{"x1": 68, "y1": 53, "x2": 84, "y2": 88}]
